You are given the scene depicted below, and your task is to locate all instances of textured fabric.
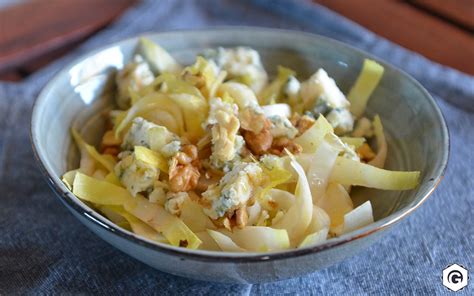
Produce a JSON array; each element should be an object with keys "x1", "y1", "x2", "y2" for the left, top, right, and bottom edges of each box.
[{"x1": 0, "y1": 0, "x2": 472, "y2": 294}]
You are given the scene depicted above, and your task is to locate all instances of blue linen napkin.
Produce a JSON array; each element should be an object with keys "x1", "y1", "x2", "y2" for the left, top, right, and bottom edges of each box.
[{"x1": 0, "y1": 0, "x2": 472, "y2": 294}]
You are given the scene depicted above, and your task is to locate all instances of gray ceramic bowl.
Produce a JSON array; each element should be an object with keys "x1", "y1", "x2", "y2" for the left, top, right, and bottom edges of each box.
[{"x1": 31, "y1": 28, "x2": 448, "y2": 283}]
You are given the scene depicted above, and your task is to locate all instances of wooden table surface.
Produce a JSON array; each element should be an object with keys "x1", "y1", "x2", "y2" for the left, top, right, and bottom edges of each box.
[
  {"x1": 0, "y1": 0, "x2": 473, "y2": 81},
  {"x1": 0, "y1": 0, "x2": 136, "y2": 81},
  {"x1": 314, "y1": 0, "x2": 474, "y2": 75}
]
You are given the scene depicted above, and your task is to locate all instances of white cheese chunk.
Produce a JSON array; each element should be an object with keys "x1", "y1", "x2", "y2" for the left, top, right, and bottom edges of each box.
[
  {"x1": 212, "y1": 47, "x2": 268, "y2": 93},
  {"x1": 300, "y1": 68, "x2": 350, "y2": 109},
  {"x1": 164, "y1": 192, "x2": 189, "y2": 216},
  {"x1": 202, "y1": 163, "x2": 262, "y2": 219},
  {"x1": 326, "y1": 108, "x2": 354, "y2": 135},
  {"x1": 205, "y1": 98, "x2": 241, "y2": 169},
  {"x1": 122, "y1": 117, "x2": 180, "y2": 156},
  {"x1": 114, "y1": 153, "x2": 158, "y2": 197},
  {"x1": 269, "y1": 115, "x2": 298, "y2": 139}
]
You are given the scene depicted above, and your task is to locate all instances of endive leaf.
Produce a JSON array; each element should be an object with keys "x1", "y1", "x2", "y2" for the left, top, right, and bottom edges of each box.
[
  {"x1": 124, "y1": 195, "x2": 201, "y2": 249},
  {"x1": 72, "y1": 172, "x2": 129, "y2": 205},
  {"x1": 170, "y1": 93, "x2": 208, "y2": 142},
  {"x1": 195, "y1": 231, "x2": 220, "y2": 251},
  {"x1": 180, "y1": 194, "x2": 215, "y2": 232},
  {"x1": 134, "y1": 145, "x2": 168, "y2": 173},
  {"x1": 341, "y1": 200, "x2": 374, "y2": 234},
  {"x1": 62, "y1": 169, "x2": 78, "y2": 190},
  {"x1": 340, "y1": 137, "x2": 366, "y2": 149},
  {"x1": 306, "y1": 140, "x2": 339, "y2": 203},
  {"x1": 153, "y1": 72, "x2": 203, "y2": 99},
  {"x1": 348, "y1": 59, "x2": 384, "y2": 118},
  {"x1": 115, "y1": 93, "x2": 185, "y2": 136},
  {"x1": 298, "y1": 228, "x2": 329, "y2": 248},
  {"x1": 72, "y1": 173, "x2": 200, "y2": 248},
  {"x1": 272, "y1": 154, "x2": 313, "y2": 246},
  {"x1": 258, "y1": 66, "x2": 295, "y2": 105},
  {"x1": 330, "y1": 157, "x2": 420, "y2": 190},
  {"x1": 368, "y1": 115, "x2": 387, "y2": 168},
  {"x1": 317, "y1": 182, "x2": 353, "y2": 231},
  {"x1": 218, "y1": 82, "x2": 259, "y2": 110},
  {"x1": 230, "y1": 226, "x2": 290, "y2": 252},
  {"x1": 207, "y1": 229, "x2": 245, "y2": 252},
  {"x1": 137, "y1": 38, "x2": 182, "y2": 75},
  {"x1": 294, "y1": 115, "x2": 333, "y2": 153},
  {"x1": 72, "y1": 128, "x2": 116, "y2": 173},
  {"x1": 259, "y1": 165, "x2": 292, "y2": 203}
]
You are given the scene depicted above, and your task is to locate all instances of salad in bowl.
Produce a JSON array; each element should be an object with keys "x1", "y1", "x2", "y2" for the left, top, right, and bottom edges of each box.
[{"x1": 62, "y1": 38, "x2": 420, "y2": 252}]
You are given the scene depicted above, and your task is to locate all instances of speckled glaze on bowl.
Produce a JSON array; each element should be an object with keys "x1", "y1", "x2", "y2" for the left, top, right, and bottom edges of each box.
[{"x1": 30, "y1": 28, "x2": 449, "y2": 283}]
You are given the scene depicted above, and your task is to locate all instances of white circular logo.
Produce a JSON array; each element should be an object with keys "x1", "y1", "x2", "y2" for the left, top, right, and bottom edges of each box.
[{"x1": 442, "y1": 264, "x2": 469, "y2": 292}]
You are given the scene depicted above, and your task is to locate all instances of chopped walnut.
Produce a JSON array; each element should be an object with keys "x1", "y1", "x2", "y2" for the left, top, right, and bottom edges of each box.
[
  {"x1": 212, "y1": 216, "x2": 233, "y2": 231},
  {"x1": 269, "y1": 137, "x2": 303, "y2": 156},
  {"x1": 175, "y1": 151, "x2": 193, "y2": 165},
  {"x1": 290, "y1": 114, "x2": 315, "y2": 136},
  {"x1": 239, "y1": 107, "x2": 266, "y2": 134},
  {"x1": 235, "y1": 207, "x2": 248, "y2": 229},
  {"x1": 289, "y1": 113, "x2": 301, "y2": 127},
  {"x1": 103, "y1": 110, "x2": 115, "y2": 130},
  {"x1": 102, "y1": 147, "x2": 120, "y2": 157},
  {"x1": 169, "y1": 144, "x2": 201, "y2": 192},
  {"x1": 357, "y1": 143, "x2": 376, "y2": 162},
  {"x1": 187, "y1": 191, "x2": 212, "y2": 209},
  {"x1": 267, "y1": 199, "x2": 278, "y2": 210},
  {"x1": 169, "y1": 165, "x2": 200, "y2": 192},
  {"x1": 181, "y1": 144, "x2": 198, "y2": 161},
  {"x1": 102, "y1": 130, "x2": 122, "y2": 146},
  {"x1": 195, "y1": 170, "x2": 221, "y2": 193},
  {"x1": 242, "y1": 118, "x2": 273, "y2": 155},
  {"x1": 101, "y1": 130, "x2": 121, "y2": 157},
  {"x1": 196, "y1": 133, "x2": 212, "y2": 151}
]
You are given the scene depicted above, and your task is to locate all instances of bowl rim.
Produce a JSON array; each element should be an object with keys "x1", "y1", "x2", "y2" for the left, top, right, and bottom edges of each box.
[{"x1": 30, "y1": 26, "x2": 449, "y2": 263}]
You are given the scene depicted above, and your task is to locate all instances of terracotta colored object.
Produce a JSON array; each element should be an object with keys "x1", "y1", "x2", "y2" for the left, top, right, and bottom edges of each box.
[
  {"x1": 0, "y1": 0, "x2": 136, "y2": 80},
  {"x1": 411, "y1": 0, "x2": 474, "y2": 31},
  {"x1": 1, "y1": 0, "x2": 473, "y2": 80},
  {"x1": 314, "y1": 0, "x2": 474, "y2": 75}
]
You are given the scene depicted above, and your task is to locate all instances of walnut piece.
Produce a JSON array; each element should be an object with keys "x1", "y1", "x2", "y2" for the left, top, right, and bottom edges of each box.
[
  {"x1": 169, "y1": 145, "x2": 201, "y2": 192},
  {"x1": 242, "y1": 118, "x2": 273, "y2": 155},
  {"x1": 101, "y1": 130, "x2": 121, "y2": 157},
  {"x1": 102, "y1": 147, "x2": 120, "y2": 157},
  {"x1": 291, "y1": 114, "x2": 315, "y2": 136},
  {"x1": 269, "y1": 137, "x2": 303, "y2": 156},
  {"x1": 235, "y1": 207, "x2": 249, "y2": 229},
  {"x1": 357, "y1": 143, "x2": 376, "y2": 161},
  {"x1": 169, "y1": 165, "x2": 200, "y2": 192},
  {"x1": 101, "y1": 130, "x2": 122, "y2": 146}
]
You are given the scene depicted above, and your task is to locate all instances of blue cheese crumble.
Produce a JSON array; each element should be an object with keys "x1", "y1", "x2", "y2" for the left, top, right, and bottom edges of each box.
[
  {"x1": 205, "y1": 98, "x2": 242, "y2": 169},
  {"x1": 122, "y1": 117, "x2": 181, "y2": 156},
  {"x1": 299, "y1": 69, "x2": 354, "y2": 134},
  {"x1": 209, "y1": 47, "x2": 268, "y2": 93},
  {"x1": 164, "y1": 192, "x2": 189, "y2": 216},
  {"x1": 114, "y1": 152, "x2": 158, "y2": 197},
  {"x1": 269, "y1": 115, "x2": 298, "y2": 139},
  {"x1": 202, "y1": 163, "x2": 263, "y2": 219},
  {"x1": 284, "y1": 76, "x2": 300, "y2": 103}
]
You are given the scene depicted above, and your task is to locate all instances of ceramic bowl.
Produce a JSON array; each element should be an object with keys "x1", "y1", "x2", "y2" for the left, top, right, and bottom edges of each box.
[{"x1": 31, "y1": 28, "x2": 449, "y2": 283}]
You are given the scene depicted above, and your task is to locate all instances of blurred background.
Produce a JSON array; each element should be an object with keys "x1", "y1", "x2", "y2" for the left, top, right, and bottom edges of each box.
[{"x1": 0, "y1": 0, "x2": 473, "y2": 82}]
